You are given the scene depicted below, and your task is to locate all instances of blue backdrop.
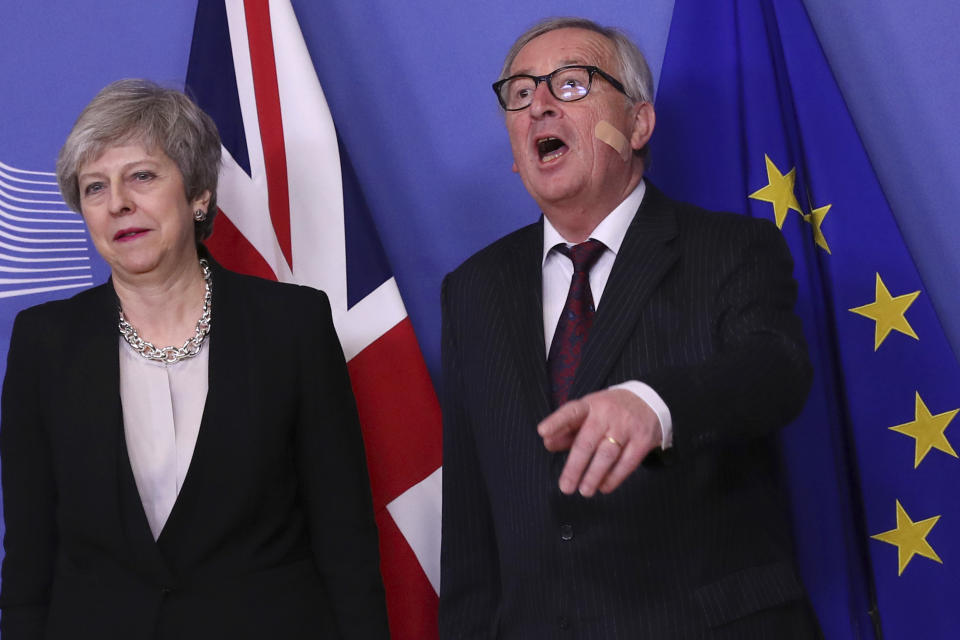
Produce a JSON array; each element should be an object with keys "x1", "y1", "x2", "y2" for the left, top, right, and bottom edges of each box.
[
  {"x1": 1, "y1": 1, "x2": 958, "y2": 637},
  {"x1": 2, "y1": 1, "x2": 958, "y2": 379}
]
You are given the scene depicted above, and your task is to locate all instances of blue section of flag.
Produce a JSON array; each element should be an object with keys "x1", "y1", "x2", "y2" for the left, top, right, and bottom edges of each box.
[
  {"x1": 340, "y1": 138, "x2": 392, "y2": 309},
  {"x1": 650, "y1": 0, "x2": 960, "y2": 637},
  {"x1": 186, "y1": 0, "x2": 250, "y2": 176}
]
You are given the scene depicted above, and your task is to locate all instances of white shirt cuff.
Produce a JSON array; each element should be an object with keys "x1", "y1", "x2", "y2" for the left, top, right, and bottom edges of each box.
[{"x1": 610, "y1": 380, "x2": 673, "y2": 449}]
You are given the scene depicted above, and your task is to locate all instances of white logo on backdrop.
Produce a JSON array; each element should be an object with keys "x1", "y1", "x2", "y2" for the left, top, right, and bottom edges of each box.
[{"x1": 0, "y1": 160, "x2": 94, "y2": 299}]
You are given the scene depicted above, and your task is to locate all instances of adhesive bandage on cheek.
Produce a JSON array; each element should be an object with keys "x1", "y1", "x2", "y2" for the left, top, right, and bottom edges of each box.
[{"x1": 594, "y1": 120, "x2": 631, "y2": 161}]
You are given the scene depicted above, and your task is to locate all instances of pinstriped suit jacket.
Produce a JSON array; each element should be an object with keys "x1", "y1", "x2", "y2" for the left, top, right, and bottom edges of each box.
[{"x1": 439, "y1": 184, "x2": 819, "y2": 639}]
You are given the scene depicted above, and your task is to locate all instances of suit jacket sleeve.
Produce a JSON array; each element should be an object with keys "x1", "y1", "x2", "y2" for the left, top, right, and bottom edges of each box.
[
  {"x1": 438, "y1": 274, "x2": 502, "y2": 639},
  {"x1": 295, "y1": 288, "x2": 390, "y2": 638},
  {"x1": 644, "y1": 217, "x2": 812, "y2": 453},
  {"x1": 0, "y1": 309, "x2": 58, "y2": 639}
]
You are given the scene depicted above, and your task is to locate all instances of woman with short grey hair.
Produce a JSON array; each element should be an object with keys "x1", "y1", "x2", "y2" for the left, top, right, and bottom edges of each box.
[
  {"x1": 0, "y1": 79, "x2": 389, "y2": 639},
  {"x1": 56, "y1": 79, "x2": 222, "y2": 243}
]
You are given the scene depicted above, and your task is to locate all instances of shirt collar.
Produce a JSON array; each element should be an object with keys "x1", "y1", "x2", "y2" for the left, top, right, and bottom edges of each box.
[{"x1": 541, "y1": 179, "x2": 647, "y2": 266}]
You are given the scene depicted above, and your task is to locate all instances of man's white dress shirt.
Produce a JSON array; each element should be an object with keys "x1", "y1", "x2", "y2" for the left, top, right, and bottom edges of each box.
[{"x1": 541, "y1": 180, "x2": 673, "y2": 447}]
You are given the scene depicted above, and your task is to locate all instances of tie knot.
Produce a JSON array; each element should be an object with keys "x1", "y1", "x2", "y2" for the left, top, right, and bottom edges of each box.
[{"x1": 557, "y1": 239, "x2": 606, "y2": 273}]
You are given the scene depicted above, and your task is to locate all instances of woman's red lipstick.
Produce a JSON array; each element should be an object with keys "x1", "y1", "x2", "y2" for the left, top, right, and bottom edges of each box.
[{"x1": 114, "y1": 227, "x2": 149, "y2": 241}]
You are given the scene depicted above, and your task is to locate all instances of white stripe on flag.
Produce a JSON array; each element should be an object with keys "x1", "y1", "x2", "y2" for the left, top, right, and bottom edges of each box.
[
  {"x1": 386, "y1": 467, "x2": 443, "y2": 594},
  {"x1": 339, "y1": 277, "x2": 406, "y2": 362},
  {"x1": 270, "y1": 0, "x2": 348, "y2": 304},
  {"x1": 215, "y1": 149, "x2": 291, "y2": 280},
  {"x1": 222, "y1": 1, "x2": 293, "y2": 282}
]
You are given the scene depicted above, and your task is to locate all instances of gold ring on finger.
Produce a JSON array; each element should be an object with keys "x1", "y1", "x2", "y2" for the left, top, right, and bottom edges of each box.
[{"x1": 605, "y1": 435, "x2": 623, "y2": 448}]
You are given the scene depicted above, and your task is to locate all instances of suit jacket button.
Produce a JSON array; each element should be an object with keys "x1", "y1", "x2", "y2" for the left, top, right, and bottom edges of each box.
[
  {"x1": 558, "y1": 615, "x2": 571, "y2": 630},
  {"x1": 559, "y1": 523, "x2": 574, "y2": 541}
]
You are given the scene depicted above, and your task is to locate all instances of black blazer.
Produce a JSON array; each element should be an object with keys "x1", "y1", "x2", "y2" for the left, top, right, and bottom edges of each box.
[
  {"x1": 439, "y1": 184, "x2": 818, "y2": 639},
  {"x1": 0, "y1": 259, "x2": 389, "y2": 639}
]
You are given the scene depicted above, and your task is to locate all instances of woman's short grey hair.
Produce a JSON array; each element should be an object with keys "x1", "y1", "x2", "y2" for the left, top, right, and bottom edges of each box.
[
  {"x1": 56, "y1": 79, "x2": 222, "y2": 243},
  {"x1": 497, "y1": 17, "x2": 655, "y2": 159}
]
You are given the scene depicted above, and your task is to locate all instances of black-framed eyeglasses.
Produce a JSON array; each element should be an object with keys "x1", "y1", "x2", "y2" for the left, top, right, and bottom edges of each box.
[{"x1": 492, "y1": 65, "x2": 628, "y2": 111}]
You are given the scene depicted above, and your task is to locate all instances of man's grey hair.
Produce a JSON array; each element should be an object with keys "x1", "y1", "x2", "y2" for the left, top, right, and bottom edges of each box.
[
  {"x1": 56, "y1": 79, "x2": 222, "y2": 243},
  {"x1": 498, "y1": 17, "x2": 655, "y2": 105}
]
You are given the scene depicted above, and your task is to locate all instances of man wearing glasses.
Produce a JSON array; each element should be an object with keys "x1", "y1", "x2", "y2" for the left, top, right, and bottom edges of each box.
[{"x1": 439, "y1": 17, "x2": 820, "y2": 639}]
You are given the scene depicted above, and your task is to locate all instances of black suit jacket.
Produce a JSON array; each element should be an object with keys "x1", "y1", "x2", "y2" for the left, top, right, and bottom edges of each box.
[
  {"x1": 0, "y1": 259, "x2": 389, "y2": 639},
  {"x1": 439, "y1": 184, "x2": 818, "y2": 639}
]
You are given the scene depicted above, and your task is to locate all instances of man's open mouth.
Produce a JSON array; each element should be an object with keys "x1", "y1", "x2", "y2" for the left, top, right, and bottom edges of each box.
[{"x1": 537, "y1": 137, "x2": 568, "y2": 163}]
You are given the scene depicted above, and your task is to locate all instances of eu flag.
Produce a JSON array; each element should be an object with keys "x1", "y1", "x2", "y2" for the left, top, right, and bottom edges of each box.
[{"x1": 649, "y1": 1, "x2": 960, "y2": 638}]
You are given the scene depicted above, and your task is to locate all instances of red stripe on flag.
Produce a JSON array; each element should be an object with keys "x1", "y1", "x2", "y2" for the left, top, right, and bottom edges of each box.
[
  {"x1": 243, "y1": 0, "x2": 293, "y2": 269},
  {"x1": 207, "y1": 210, "x2": 278, "y2": 281},
  {"x1": 348, "y1": 317, "x2": 442, "y2": 510},
  {"x1": 375, "y1": 508, "x2": 439, "y2": 640}
]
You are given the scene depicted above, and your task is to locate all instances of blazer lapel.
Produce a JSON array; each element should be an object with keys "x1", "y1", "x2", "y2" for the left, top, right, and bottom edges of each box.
[
  {"x1": 71, "y1": 281, "x2": 175, "y2": 583},
  {"x1": 71, "y1": 283, "x2": 123, "y2": 508},
  {"x1": 499, "y1": 221, "x2": 553, "y2": 421},
  {"x1": 156, "y1": 263, "x2": 248, "y2": 563},
  {"x1": 569, "y1": 185, "x2": 680, "y2": 399}
]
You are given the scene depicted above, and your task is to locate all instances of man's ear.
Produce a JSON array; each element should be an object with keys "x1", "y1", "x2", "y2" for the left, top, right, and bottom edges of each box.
[{"x1": 629, "y1": 102, "x2": 656, "y2": 152}]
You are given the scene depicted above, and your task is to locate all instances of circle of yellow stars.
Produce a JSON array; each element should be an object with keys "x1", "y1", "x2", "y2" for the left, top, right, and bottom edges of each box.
[{"x1": 749, "y1": 154, "x2": 958, "y2": 578}]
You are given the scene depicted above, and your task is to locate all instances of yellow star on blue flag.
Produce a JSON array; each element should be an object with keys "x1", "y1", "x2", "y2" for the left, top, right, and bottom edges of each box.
[
  {"x1": 871, "y1": 500, "x2": 942, "y2": 576},
  {"x1": 848, "y1": 273, "x2": 920, "y2": 350},
  {"x1": 889, "y1": 392, "x2": 959, "y2": 468},
  {"x1": 749, "y1": 154, "x2": 803, "y2": 228},
  {"x1": 802, "y1": 204, "x2": 831, "y2": 253}
]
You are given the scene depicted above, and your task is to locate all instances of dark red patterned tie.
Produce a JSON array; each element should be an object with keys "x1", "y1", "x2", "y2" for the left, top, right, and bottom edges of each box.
[{"x1": 548, "y1": 239, "x2": 606, "y2": 408}]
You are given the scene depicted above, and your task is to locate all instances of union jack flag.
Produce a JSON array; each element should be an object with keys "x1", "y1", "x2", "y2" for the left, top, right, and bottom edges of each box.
[{"x1": 186, "y1": 2, "x2": 442, "y2": 637}]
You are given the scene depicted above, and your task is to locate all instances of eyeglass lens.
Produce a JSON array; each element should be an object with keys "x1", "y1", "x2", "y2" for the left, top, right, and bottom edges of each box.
[{"x1": 500, "y1": 67, "x2": 592, "y2": 110}]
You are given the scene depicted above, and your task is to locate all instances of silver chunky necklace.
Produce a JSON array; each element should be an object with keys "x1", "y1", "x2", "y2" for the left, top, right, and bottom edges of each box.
[{"x1": 118, "y1": 259, "x2": 213, "y2": 364}]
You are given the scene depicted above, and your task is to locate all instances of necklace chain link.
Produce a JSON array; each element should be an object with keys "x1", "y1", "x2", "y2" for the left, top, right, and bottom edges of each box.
[{"x1": 118, "y1": 259, "x2": 213, "y2": 364}]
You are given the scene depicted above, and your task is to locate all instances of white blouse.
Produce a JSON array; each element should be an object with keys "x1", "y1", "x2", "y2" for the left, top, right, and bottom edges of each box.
[{"x1": 118, "y1": 337, "x2": 209, "y2": 540}]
